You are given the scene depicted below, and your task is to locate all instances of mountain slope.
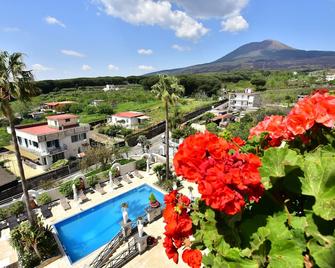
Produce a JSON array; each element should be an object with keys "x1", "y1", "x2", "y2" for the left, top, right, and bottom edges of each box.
[{"x1": 153, "y1": 40, "x2": 335, "y2": 74}]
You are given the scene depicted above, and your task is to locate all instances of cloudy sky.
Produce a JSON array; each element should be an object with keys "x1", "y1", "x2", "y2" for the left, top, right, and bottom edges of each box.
[{"x1": 1, "y1": 0, "x2": 335, "y2": 80}]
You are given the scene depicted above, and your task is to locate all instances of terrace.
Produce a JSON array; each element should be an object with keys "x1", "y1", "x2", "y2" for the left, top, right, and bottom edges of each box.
[{"x1": 0, "y1": 169, "x2": 197, "y2": 268}]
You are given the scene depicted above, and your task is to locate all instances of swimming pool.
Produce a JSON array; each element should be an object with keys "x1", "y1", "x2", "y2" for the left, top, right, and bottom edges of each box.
[{"x1": 54, "y1": 184, "x2": 164, "y2": 263}]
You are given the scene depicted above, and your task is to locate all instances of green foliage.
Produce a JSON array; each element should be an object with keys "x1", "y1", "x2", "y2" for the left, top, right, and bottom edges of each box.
[
  {"x1": 84, "y1": 105, "x2": 98, "y2": 114},
  {"x1": 171, "y1": 125, "x2": 197, "y2": 140},
  {"x1": 36, "y1": 193, "x2": 51, "y2": 206},
  {"x1": 86, "y1": 176, "x2": 98, "y2": 188},
  {"x1": 206, "y1": 122, "x2": 220, "y2": 134},
  {"x1": 8, "y1": 201, "x2": 25, "y2": 216},
  {"x1": 97, "y1": 104, "x2": 114, "y2": 115},
  {"x1": 49, "y1": 159, "x2": 69, "y2": 170},
  {"x1": 10, "y1": 218, "x2": 59, "y2": 267},
  {"x1": 149, "y1": 193, "x2": 157, "y2": 203},
  {"x1": 136, "y1": 158, "x2": 147, "y2": 171},
  {"x1": 59, "y1": 181, "x2": 73, "y2": 197},
  {"x1": 98, "y1": 124, "x2": 132, "y2": 137},
  {"x1": 0, "y1": 207, "x2": 8, "y2": 220},
  {"x1": 0, "y1": 127, "x2": 11, "y2": 147}
]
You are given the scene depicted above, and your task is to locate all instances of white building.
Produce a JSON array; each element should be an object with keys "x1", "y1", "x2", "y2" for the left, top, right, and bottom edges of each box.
[
  {"x1": 228, "y1": 89, "x2": 261, "y2": 111},
  {"x1": 107, "y1": 111, "x2": 150, "y2": 129},
  {"x1": 91, "y1": 100, "x2": 104, "y2": 106},
  {"x1": 7, "y1": 114, "x2": 90, "y2": 170},
  {"x1": 103, "y1": 84, "x2": 119, "y2": 92},
  {"x1": 326, "y1": 73, "x2": 335, "y2": 82}
]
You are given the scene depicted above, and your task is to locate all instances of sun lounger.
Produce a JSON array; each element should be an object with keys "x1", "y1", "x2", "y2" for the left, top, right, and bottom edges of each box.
[
  {"x1": 7, "y1": 216, "x2": 18, "y2": 230},
  {"x1": 79, "y1": 190, "x2": 89, "y2": 203},
  {"x1": 132, "y1": 170, "x2": 144, "y2": 179},
  {"x1": 40, "y1": 205, "x2": 53, "y2": 219},
  {"x1": 60, "y1": 197, "x2": 71, "y2": 211},
  {"x1": 18, "y1": 211, "x2": 28, "y2": 223},
  {"x1": 122, "y1": 175, "x2": 132, "y2": 184},
  {"x1": 112, "y1": 177, "x2": 123, "y2": 188},
  {"x1": 0, "y1": 221, "x2": 7, "y2": 231},
  {"x1": 95, "y1": 183, "x2": 106, "y2": 195}
]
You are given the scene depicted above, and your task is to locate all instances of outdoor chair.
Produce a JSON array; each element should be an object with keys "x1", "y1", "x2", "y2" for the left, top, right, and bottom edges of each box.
[
  {"x1": 40, "y1": 204, "x2": 53, "y2": 219},
  {"x1": 79, "y1": 190, "x2": 89, "y2": 203},
  {"x1": 60, "y1": 197, "x2": 71, "y2": 211},
  {"x1": 18, "y1": 211, "x2": 28, "y2": 223},
  {"x1": 132, "y1": 170, "x2": 144, "y2": 179},
  {"x1": 95, "y1": 183, "x2": 106, "y2": 195},
  {"x1": 112, "y1": 177, "x2": 123, "y2": 188},
  {"x1": 7, "y1": 215, "x2": 18, "y2": 230},
  {"x1": 122, "y1": 174, "x2": 132, "y2": 184}
]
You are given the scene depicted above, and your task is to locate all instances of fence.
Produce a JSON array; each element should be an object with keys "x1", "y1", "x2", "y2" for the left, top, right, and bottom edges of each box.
[
  {"x1": 125, "y1": 100, "x2": 227, "y2": 146},
  {"x1": 0, "y1": 161, "x2": 80, "y2": 201}
]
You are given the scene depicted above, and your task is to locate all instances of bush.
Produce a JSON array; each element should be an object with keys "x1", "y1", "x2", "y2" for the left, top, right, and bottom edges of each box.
[
  {"x1": 8, "y1": 201, "x2": 25, "y2": 216},
  {"x1": 50, "y1": 159, "x2": 69, "y2": 170},
  {"x1": 37, "y1": 193, "x2": 52, "y2": 206},
  {"x1": 111, "y1": 167, "x2": 120, "y2": 177},
  {"x1": 0, "y1": 207, "x2": 8, "y2": 220},
  {"x1": 86, "y1": 176, "x2": 98, "y2": 188},
  {"x1": 120, "y1": 128, "x2": 132, "y2": 137},
  {"x1": 58, "y1": 181, "x2": 73, "y2": 197},
  {"x1": 206, "y1": 122, "x2": 220, "y2": 134},
  {"x1": 136, "y1": 158, "x2": 147, "y2": 171},
  {"x1": 97, "y1": 104, "x2": 114, "y2": 115}
]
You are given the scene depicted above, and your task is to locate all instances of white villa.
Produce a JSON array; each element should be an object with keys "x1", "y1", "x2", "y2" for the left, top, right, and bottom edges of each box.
[
  {"x1": 228, "y1": 88, "x2": 261, "y2": 111},
  {"x1": 107, "y1": 111, "x2": 150, "y2": 129},
  {"x1": 103, "y1": 84, "x2": 119, "y2": 92},
  {"x1": 6, "y1": 114, "x2": 90, "y2": 170}
]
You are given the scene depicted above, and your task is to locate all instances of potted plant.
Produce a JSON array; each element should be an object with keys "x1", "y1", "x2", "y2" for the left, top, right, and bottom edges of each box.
[{"x1": 149, "y1": 193, "x2": 160, "y2": 208}]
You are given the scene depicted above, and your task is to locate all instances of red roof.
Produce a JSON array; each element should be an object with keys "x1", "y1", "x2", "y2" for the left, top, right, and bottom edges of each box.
[
  {"x1": 18, "y1": 124, "x2": 61, "y2": 135},
  {"x1": 47, "y1": 114, "x2": 78, "y2": 120},
  {"x1": 113, "y1": 112, "x2": 144, "y2": 118}
]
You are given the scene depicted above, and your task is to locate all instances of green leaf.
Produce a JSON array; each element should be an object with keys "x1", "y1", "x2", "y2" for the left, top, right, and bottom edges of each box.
[
  {"x1": 299, "y1": 148, "x2": 335, "y2": 220},
  {"x1": 260, "y1": 147, "x2": 303, "y2": 189},
  {"x1": 308, "y1": 236, "x2": 335, "y2": 268}
]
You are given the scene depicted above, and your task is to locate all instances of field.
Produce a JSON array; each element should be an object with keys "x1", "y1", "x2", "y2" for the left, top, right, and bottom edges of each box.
[{"x1": 0, "y1": 85, "x2": 215, "y2": 148}]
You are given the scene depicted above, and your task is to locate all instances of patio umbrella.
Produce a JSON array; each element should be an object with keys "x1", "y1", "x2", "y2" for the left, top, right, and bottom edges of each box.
[{"x1": 72, "y1": 184, "x2": 78, "y2": 201}]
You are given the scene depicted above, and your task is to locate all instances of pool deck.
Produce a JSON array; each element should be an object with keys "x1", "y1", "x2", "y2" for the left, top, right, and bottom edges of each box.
[{"x1": 0, "y1": 171, "x2": 198, "y2": 268}]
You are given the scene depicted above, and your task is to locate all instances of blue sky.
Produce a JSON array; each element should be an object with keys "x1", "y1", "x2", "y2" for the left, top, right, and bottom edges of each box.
[{"x1": 1, "y1": 0, "x2": 335, "y2": 80}]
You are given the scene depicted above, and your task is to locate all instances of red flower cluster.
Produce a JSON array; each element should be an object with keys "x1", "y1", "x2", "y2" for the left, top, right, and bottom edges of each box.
[
  {"x1": 182, "y1": 249, "x2": 202, "y2": 268},
  {"x1": 163, "y1": 190, "x2": 200, "y2": 267},
  {"x1": 174, "y1": 132, "x2": 264, "y2": 215},
  {"x1": 249, "y1": 90, "x2": 335, "y2": 144}
]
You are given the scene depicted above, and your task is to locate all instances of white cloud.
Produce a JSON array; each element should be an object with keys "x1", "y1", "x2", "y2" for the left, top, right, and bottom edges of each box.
[
  {"x1": 81, "y1": 64, "x2": 92, "y2": 71},
  {"x1": 138, "y1": 48, "x2": 153, "y2": 55},
  {"x1": 61, "y1": 49, "x2": 86, "y2": 58},
  {"x1": 32, "y1": 64, "x2": 52, "y2": 72},
  {"x1": 107, "y1": 64, "x2": 119, "y2": 71},
  {"x1": 221, "y1": 15, "x2": 249, "y2": 32},
  {"x1": 45, "y1": 16, "x2": 66, "y2": 28},
  {"x1": 138, "y1": 65, "x2": 154, "y2": 71},
  {"x1": 172, "y1": 44, "x2": 191, "y2": 52},
  {"x1": 1, "y1": 27, "x2": 20, "y2": 32},
  {"x1": 95, "y1": 0, "x2": 208, "y2": 40}
]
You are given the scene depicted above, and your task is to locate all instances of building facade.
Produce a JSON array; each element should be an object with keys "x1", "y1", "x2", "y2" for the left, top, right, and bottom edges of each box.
[
  {"x1": 228, "y1": 89, "x2": 261, "y2": 111},
  {"x1": 7, "y1": 114, "x2": 90, "y2": 170},
  {"x1": 107, "y1": 111, "x2": 149, "y2": 129}
]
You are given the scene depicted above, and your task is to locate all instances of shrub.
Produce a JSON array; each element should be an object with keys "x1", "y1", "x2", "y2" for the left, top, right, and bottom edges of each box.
[
  {"x1": 136, "y1": 158, "x2": 147, "y2": 171},
  {"x1": 0, "y1": 207, "x2": 8, "y2": 220},
  {"x1": 111, "y1": 167, "x2": 120, "y2": 177},
  {"x1": 206, "y1": 122, "x2": 220, "y2": 134},
  {"x1": 58, "y1": 181, "x2": 73, "y2": 197},
  {"x1": 86, "y1": 176, "x2": 98, "y2": 188},
  {"x1": 152, "y1": 164, "x2": 165, "y2": 179},
  {"x1": 120, "y1": 128, "x2": 132, "y2": 137},
  {"x1": 8, "y1": 201, "x2": 25, "y2": 216},
  {"x1": 50, "y1": 159, "x2": 69, "y2": 170},
  {"x1": 37, "y1": 193, "x2": 51, "y2": 206},
  {"x1": 149, "y1": 193, "x2": 157, "y2": 203}
]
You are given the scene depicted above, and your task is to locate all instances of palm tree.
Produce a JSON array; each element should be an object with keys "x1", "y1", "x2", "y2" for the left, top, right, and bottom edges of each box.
[
  {"x1": 151, "y1": 75, "x2": 184, "y2": 181},
  {"x1": 0, "y1": 51, "x2": 38, "y2": 223}
]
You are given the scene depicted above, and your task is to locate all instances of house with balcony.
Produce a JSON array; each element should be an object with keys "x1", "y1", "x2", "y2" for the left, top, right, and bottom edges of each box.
[
  {"x1": 6, "y1": 114, "x2": 90, "y2": 170},
  {"x1": 107, "y1": 111, "x2": 150, "y2": 129},
  {"x1": 228, "y1": 88, "x2": 261, "y2": 111}
]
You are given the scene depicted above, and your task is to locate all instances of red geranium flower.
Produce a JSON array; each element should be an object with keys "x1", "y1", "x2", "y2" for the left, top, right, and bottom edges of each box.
[{"x1": 182, "y1": 249, "x2": 202, "y2": 268}]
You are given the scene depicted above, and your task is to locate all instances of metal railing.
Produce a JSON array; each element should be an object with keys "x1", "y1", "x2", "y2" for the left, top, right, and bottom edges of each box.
[
  {"x1": 89, "y1": 213, "x2": 148, "y2": 268},
  {"x1": 101, "y1": 238, "x2": 139, "y2": 268}
]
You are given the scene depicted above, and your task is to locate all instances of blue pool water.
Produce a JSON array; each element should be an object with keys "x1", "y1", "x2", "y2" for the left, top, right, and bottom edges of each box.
[{"x1": 54, "y1": 184, "x2": 164, "y2": 263}]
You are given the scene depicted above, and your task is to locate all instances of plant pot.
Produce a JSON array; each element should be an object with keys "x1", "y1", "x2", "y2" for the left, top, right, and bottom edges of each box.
[{"x1": 150, "y1": 201, "x2": 160, "y2": 208}]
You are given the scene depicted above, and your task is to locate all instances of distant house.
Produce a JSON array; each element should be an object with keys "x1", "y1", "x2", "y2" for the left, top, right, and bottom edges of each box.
[
  {"x1": 103, "y1": 84, "x2": 119, "y2": 92},
  {"x1": 228, "y1": 89, "x2": 261, "y2": 111},
  {"x1": 91, "y1": 100, "x2": 104, "y2": 106},
  {"x1": 326, "y1": 73, "x2": 335, "y2": 82},
  {"x1": 42, "y1": 101, "x2": 77, "y2": 111},
  {"x1": 107, "y1": 111, "x2": 150, "y2": 129},
  {"x1": 6, "y1": 114, "x2": 90, "y2": 170}
]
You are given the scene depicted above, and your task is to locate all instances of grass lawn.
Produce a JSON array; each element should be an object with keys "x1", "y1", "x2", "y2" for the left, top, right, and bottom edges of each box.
[{"x1": 79, "y1": 114, "x2": 107, "y2": 123}]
